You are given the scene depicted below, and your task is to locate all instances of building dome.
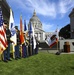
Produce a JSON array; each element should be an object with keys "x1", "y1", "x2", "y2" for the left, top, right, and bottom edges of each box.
[
  {"x1": 28, "y1": 10, "x2": 45, "y2": 41},
  {"x1": 30, "y1": 10, "x2": 40, "y2": 22},
  {"x1": 30, "y1": 16, "x2": 40, "y2": 22},
  {"x1": 29, "y1": 10, "x2": 42, "y2": 29}
]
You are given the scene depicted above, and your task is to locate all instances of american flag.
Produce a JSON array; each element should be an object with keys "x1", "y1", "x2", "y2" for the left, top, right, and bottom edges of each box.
[{"x1": 0, "y1": 7, "x2": 8, "y2": 54}]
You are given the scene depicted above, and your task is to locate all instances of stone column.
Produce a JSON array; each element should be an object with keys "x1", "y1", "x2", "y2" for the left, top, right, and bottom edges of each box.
[
  {"x1": 43, "y1": 32, "x2": 45, "y2": 40},
  {"x1": 38, "y1": 33, "x2": 40, "y2": 40},
  {"x1": 40, "y1": 33, "x2": 43, "y2": 41},
  {"x1": 38, "y1": 33, "x2": 39, "y2": 40}
]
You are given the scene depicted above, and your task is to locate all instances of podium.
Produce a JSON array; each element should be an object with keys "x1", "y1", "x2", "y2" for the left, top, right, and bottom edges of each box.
[
  {"x1": 72, "y1": 42, "x2": 74, "y2": 45},
  {"x1": 64, "y1": 42, "x2": 70, "y2": 52}
]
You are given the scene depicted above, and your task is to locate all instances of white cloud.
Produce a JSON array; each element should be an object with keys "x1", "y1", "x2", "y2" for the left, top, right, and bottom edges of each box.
[
  {"x1": 43, "y1": 23, "x2": 55, "y2": 32},
  {"x1": 7, "y1": 0, "x2": 26, "y2": 10},
  {"x1": 26, "y1": 0, "x2": 57, "y2": 18},
  {"x1": 7, "y1": 0, "x2": 56, "y2": 18},
  {"x1": 15, "y1": 19, "x2": 29, "y2": 30},
  {"x1": 6, "y1": 0, "x2": 74, "y2": 32},
  {"x1": 16, "y1": 20, "x2": 56, "y2": 32},
  {"x1": 58, "y1": 0, "x2": 74, "y2": 15},
  {"x1": 7, "y1": 0, "x2": 74, "y2": 18}
]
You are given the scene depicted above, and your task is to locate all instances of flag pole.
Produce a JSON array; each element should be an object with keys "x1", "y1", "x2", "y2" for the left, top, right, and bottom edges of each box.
[
  {"x1": 0, "y1": 55, "x2": 1, "y2": 61},
  {"x1": 28, "y1": 22, "x2": 32, "y2": 56},
  {"x1": 0, "y1": 45, "x2": 2, "y2": 60},
  {"x1": 20, "y1": 15, "x2": 23, "y2": 57},
  {"x1": 56, "y1": 25, "x2": 59, "y2": 52},
  {"x1": 57, "y1": 39, "x2": 58, "y2": 52},
  {"x1": 12, "y1": 44, "x2": 15, "y2": 59}
]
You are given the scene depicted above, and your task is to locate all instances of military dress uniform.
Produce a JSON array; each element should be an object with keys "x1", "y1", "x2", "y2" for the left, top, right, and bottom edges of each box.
[
  {"x1": 6, "y1": 28, "x2": 11, "y2": 60},
  {"x1": 22, "y1": 33, "x2": 27, "y2": 58},
  {"x1": 28, "y1": 37, "x2": 33, "y2": 56},
  {"x1": 3, "y1": 27, "x2": 11, "y2": 62},
  {"x1": 22, "y1": 43, "x2": 27, "y2": 58},
  {"x1": 31, "y1": 36, "x2": 35, "y2": 55},
  {"x1": 3, "y1": 20, "x2": 12, "y2": 62},
  {"x1": 15, "y1": 29, "x2": 21, "y2": 59},
  {"x1": 25, "y1": 36, "x2": 29, "y2": 57}
]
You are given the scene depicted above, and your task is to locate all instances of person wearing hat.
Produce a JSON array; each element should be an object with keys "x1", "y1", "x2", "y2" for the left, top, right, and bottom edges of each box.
[
  {"x1": 3, "y1": 20, "x2": 12, "y2": 62},
  {"x1": 15, "y1": 26, "x2": 21, "y2": 59}
]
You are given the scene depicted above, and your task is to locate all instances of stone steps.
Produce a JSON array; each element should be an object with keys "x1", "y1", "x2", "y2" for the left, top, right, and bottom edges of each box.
[{"x1": 39, "y1": 41, "x2": 59, "y2": 50}]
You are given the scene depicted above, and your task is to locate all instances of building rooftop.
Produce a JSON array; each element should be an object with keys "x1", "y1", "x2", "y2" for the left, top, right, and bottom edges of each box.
[
  {"x1": 69, "y1": 8, "x2": 74, "y2": 17},
  {"x1": 30, "y1": 10, "x2": 40, "y2": 22}
]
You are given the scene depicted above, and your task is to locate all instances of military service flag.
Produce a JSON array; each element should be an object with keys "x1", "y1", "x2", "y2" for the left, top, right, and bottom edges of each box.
[
  {"x1": 9, "y1": 9, "x2": 17, "y2": 45},
  {"x1": 20, "y1": 15, "x2": 25, "y2": 44}
]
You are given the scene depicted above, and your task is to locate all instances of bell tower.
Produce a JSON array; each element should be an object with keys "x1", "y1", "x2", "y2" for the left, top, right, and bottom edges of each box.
[{"x1": 69, "y1": 8, "x2": 74, "y2": 39}]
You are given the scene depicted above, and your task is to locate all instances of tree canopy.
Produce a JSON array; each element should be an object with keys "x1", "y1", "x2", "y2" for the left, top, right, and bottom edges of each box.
[{"x1": 59, "y1": 24, "x2": 70, "y2": 39}]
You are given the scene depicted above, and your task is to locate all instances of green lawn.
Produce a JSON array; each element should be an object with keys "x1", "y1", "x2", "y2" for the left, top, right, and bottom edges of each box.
[{"x1": 0, "y1": 52, "x2": 74, "y2": 75}]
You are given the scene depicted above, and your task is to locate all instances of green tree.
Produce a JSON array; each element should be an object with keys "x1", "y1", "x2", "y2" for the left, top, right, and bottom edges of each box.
[{"x1": 59, "y1": 24, "x2": 70, "y2": 39}]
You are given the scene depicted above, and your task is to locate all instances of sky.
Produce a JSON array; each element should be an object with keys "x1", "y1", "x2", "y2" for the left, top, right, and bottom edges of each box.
[{"x1": 6, "y1": 0, "x2": 74, "y2": 32}]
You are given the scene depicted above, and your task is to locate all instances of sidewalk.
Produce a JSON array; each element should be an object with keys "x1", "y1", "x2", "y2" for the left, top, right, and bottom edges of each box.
[
  {"x1": 39, "y1": 49, "x2": 74, "y2": 54},
  {"x1": 39, "y1": 49, "x2": 58, "y2": 53},
  {"x1": 61, "y1": 52, "x2": 74, "y2": 54}
]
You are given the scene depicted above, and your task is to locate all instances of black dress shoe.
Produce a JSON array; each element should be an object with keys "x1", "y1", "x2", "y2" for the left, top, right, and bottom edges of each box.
[
  {"x1": 15, "y1": 58, "x2": 18, "y2": 60},
  {"x1": 7, "y1": 59, "x2": 12, "y2": 61},
  {"x1": 3, "y1": 60, "x2": 8, "y2": 62},
  {"x1": 18, "y1": 57, "x2": 21, "y2": 59}
]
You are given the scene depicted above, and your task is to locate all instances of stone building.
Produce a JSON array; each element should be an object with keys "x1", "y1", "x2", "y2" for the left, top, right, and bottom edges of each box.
[
  {"x1": 28, "y1": 10, "x2": 45, "y2": 41},
  {"x1": 69, "y1": 8, "x2": 74, "y2": 39},
  {"x1": 0, "y1": 0, "x2": 10, "y2": 25},
  {"x1": 45, "y1": 32, "x2": 54, "y2": 40}
]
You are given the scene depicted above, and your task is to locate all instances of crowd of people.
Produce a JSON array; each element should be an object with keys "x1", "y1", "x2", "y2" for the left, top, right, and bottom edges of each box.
[{"x1": 0, "y1": 20, "x2": 39, "y2": 63}]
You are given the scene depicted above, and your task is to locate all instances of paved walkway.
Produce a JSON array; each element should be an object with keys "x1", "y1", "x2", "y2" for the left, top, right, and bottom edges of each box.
[
  {"x1": 39, "y1": 49, "x2": 74, "y2": 54},
  {"x1": 61, "y1": 52, "x2": 74, "y2": 54},
  {"x1": 39, "y1": 49, "x2": 58, "y2": 53}
]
